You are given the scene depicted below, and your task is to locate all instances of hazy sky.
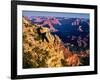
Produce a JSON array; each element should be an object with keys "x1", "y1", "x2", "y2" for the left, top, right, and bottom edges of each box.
[{"x1": 23, "y1": 11, "x2": 89, "y2": 19}]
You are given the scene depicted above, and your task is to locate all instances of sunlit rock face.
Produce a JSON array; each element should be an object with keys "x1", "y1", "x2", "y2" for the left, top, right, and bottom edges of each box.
[{"x1": 22, "y1": 17, "x2": 89, "y2": 68}]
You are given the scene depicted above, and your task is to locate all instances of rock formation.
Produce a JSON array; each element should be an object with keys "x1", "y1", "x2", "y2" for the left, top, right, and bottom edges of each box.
[{"x1": 23, "y1": 17, "x2": 81, "y2": 68}]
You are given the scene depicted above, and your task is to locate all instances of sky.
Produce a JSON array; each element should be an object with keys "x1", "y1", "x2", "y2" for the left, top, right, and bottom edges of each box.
[{"x1": 23, "y1": 11, "x2": 89, "y2": 19}]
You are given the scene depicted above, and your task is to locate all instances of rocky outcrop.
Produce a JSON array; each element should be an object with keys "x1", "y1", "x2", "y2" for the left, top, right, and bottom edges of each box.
[{"x1": 22, "y1": 17, "x2": 81, "y2": 68}]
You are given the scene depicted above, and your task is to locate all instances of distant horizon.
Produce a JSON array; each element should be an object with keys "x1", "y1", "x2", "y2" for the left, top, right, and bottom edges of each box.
[{"x1": 23, "y1": 11, "x2": 89, "y2": 19}]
